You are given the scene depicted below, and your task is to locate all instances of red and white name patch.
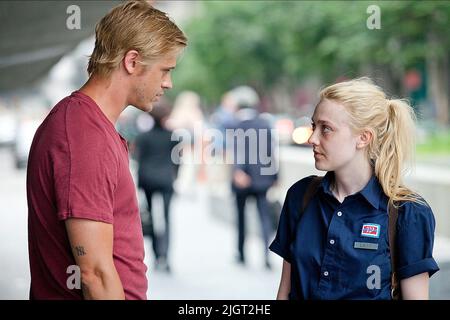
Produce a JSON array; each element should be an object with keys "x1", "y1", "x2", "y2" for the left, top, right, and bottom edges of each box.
[{"x1": 361, "y1": 223, "x2": 380, "y2": 238}]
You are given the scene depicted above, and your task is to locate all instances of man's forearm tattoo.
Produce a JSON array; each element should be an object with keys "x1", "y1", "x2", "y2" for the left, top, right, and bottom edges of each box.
[{"x1": 75, "y1": 246, "x2": 86, "y2": 256}]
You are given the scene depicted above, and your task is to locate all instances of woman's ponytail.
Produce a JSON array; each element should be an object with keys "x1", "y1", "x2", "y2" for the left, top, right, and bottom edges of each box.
[{"x1": 375, "y1": 99, "x2": 423, "y2": 206}]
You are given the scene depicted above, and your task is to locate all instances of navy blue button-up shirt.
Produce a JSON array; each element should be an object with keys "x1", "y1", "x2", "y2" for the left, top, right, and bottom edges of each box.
[{"x1": 269, "y1": 172, "x2": 439, "y2": 300}]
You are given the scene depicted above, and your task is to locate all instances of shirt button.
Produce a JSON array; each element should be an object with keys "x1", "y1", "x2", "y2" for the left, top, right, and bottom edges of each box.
[
  {"x1": 337, "y1": 211, "x2": 343, "y2": 217},
  {"x1": 324, "y1": 271, "x2": 329, "y2": 277},
  {"x1": 329, "y1": 239, "x2": 335, "y2": 245}
]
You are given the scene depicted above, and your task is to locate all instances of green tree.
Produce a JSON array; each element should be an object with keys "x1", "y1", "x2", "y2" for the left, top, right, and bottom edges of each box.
[{"x1": 171, "y1": 0, "x2": 449, "y2": 126}]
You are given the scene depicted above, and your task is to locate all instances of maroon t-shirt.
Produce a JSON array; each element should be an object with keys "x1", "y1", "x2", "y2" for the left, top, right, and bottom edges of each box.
[{"x1": 27, "y1": 91, "x2": 147, "y2": 299}]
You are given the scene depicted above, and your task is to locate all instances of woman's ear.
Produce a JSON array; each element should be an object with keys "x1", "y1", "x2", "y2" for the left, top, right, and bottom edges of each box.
[{"x1": 357, "y1": 129, "x2": 373, "y2": 149}]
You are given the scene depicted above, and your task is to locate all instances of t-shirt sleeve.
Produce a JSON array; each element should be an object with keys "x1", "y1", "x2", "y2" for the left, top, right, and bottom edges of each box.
[
  {"x1": 54, "y1": 102, "x2": 118, "y2": 224},
  {"x1": 396, "y1": 200, "x2": 440, "y2": 280}
]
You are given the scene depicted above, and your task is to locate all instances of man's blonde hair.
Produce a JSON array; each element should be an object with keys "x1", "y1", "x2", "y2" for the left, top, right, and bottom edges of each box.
[{"x1": 87, "y1": 0, "x2": 187, "y2": 78}]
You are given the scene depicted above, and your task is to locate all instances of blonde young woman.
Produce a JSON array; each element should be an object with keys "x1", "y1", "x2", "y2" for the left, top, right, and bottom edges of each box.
[{"x1": 270, "y1": 78, "x2": 439, "y2": 300}]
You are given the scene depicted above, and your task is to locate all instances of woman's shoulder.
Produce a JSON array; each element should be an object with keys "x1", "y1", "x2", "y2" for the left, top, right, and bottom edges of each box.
[
  {"x1": 397, "y1": 197, "x2": 435, "y2": 228},
  {"x1": 286, "y1": 175, "x2": 323, "y2": 198}
]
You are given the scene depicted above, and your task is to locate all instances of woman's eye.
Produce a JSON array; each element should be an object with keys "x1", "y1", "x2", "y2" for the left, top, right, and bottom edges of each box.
[{"x1": 323, "y1": 126, "x2": 331, "y2": 133}]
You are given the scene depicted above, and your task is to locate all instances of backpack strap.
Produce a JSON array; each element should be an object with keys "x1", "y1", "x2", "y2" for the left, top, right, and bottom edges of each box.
[
  {"x1": 299, "y1": 176, "x2": 323, "y2": 221},
  {"x1": 388, "y1": 201, "x2": 401, "y2": 300}
]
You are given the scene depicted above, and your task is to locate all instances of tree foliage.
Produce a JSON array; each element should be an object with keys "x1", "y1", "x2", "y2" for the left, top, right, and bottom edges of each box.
[{"x1": 170, "y1": 1, "x2": 450, "y2": 110}]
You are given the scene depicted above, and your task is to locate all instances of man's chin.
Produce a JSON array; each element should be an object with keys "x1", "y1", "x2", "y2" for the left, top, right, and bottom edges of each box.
[
  {"x1": 134, "y1": 103, "x2": 153, "y2": 112},
  {"x1": 144, "y1": 104, "x2": 154, "y2": 112}
]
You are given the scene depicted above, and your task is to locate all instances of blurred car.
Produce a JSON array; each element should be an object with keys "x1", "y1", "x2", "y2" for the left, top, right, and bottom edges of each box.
[
  {"x1": 13, "y1": 116, "x2": 42, "y2": 169},
  {"x1": 0, "y1": 107, "x2": 16, "y2": 147},
  {"x1": 291, "y1": 116, "x2": 313, "y2": 148},
  {"x1": 260, "y1": 113, "x2": 295, "y2": 145},
  {"x1": 11, "y1": 93, "x2": 50, "y2": 169},
  {"x1": 292, "y1": 126, "x2": 313, "y2": 146}
]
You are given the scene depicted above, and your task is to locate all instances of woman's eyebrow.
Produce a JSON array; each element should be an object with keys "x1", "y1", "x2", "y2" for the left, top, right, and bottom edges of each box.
[{"x1": 312, "y1": 119, "x2": 335, "y2": 126}]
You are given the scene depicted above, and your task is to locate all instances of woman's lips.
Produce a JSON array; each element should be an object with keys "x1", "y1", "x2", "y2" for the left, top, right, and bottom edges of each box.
[{"x1": 314, "y1": 151, "x2": 324, "y2": 158}]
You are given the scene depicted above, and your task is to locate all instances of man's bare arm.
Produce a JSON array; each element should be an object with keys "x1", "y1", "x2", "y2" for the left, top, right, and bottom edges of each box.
[{"x1": 65, "y1": 218, "x2": 125, "y2": 300}]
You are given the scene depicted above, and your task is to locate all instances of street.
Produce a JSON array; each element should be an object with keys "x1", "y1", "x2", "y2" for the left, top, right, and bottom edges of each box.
[{"x1": 1, "y1": 145, "x2": 449, "y2": 299}]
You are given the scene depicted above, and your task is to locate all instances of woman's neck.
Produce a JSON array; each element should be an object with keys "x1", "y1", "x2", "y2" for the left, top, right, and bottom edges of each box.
[{"x1": 331, "y1": 159, "x2": 373, "y2": 203}]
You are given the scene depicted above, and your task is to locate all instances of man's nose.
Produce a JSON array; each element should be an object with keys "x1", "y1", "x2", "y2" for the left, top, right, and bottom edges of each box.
[{"x1": 162, "y1": 75, "x2": 172, "y2": 90}]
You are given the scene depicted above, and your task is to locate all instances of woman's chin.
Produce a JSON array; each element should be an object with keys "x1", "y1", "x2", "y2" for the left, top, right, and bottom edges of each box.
[{"x1": 314, "y1": 160, "x2": 329, "y2": 172}]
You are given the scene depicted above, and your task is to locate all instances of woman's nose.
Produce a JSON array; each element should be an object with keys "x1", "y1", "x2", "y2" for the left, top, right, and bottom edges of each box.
[{"x1": 307, "y1": 128, "x2": 318, "y2": 146}]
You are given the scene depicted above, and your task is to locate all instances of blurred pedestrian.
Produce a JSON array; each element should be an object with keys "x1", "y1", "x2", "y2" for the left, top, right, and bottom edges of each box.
[
  {"x1": 26, "y1": 1, "x2": 187, "y2": 299},
  {"x1": 167, "y1": 91, "x2": 204, "y2": 135},
  {"x1": 166, "y1": 91, "x2": 207, "y2": 193},
  {"x1": 230, "y1": 86, "x2": 278, "y2": 269},
  {"x1": 210, "y1": 91, "x2": 238, "y2": 152},
  {"x1": 271, "y1": 77, "x2": 439, "y2": 300},
  {"x1": 134, "y1": 103, "x2": 179, "y2": 273}
]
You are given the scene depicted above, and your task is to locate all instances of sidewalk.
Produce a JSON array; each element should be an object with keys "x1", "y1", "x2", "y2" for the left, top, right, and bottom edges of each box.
[
  {"x1": 143, "y1": 184, "x2": 282, "y2": 300},
  {"x1": 0, "y1": 146, "x2": 447, "y2": 299}
]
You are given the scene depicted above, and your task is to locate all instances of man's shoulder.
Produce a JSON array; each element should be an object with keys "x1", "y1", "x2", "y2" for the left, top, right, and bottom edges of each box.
[
  {"x1": 32, "y1": 94, "x2": 77, "y2": 139},
  {"x1": 41, "y1": 92, "x2": 117, "y2": 151},
  {"x1": 44, "y1": 92, "x2": 91, "y2": 125},
  {"x1": 45, "y1": 94, "x2": 74, "y2": 117}
]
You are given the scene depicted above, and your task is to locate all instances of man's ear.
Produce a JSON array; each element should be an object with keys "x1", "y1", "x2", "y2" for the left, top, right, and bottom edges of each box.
[
  {"x1": 123, "y1": 50, "x2": 140, "y2": 75},
  {"x1": 357, "y1": 129, "x2": 373, "y2": 149}
]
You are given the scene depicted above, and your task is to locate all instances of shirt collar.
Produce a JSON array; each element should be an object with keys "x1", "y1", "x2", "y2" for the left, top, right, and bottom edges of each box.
[
  {"x1": 320, "y1": 171, "x2": 383, "y2": 209},
  {"x1": 319, "y1": 171, "x2": 335, "y2": 197}
]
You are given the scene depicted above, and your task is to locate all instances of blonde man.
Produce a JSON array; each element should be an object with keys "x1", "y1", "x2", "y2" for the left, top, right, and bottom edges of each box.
[{"x1": 27, "y1": 1, "x2": 187, "y2": 300}]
